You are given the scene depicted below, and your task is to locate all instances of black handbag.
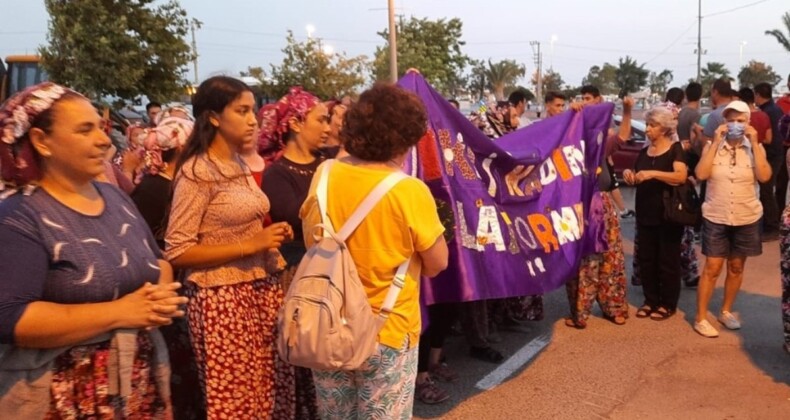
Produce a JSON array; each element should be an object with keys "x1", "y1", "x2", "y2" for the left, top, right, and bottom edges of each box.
[{"x1": 663, "y1": 180, "x2": 701, "y2": 227}]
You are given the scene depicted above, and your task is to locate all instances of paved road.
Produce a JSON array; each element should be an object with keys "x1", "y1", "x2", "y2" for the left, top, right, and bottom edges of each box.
[{"x1": 414, "y1": 186, "x2": 790, "y2": 420}]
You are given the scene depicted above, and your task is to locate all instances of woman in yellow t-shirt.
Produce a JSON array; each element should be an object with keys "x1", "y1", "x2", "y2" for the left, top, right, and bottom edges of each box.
[{"x1": 300, "y1": 83, "x2": 448, "y2": 419}]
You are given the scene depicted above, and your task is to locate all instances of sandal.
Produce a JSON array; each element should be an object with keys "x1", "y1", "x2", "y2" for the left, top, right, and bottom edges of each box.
[
  {"x1": 415, "y1": 378, "x2": 449, "y2": 405},
  {"x1": 650, "y1": 307, "x2": 675, "y2": 321},
  {"x1": 603, "y1": 313, "x2": 627, "y2": 325},
  {"x1": 470, "y1": 346, "x2": 505, "y2": 363},
  {"x1": 635, "y1": 305, "x2": 653, "y2": 318},
  {"x1": 429, "y1": 363, "x2": 459, "y2": 382},
  {"x1": 564, "y1": 317, "x2": 587, "y2": 329}
]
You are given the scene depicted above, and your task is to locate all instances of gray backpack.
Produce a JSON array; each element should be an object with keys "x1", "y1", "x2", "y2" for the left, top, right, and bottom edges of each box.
[{"x1": 277, "y1": 160, "x2": 411, "y2": 370}]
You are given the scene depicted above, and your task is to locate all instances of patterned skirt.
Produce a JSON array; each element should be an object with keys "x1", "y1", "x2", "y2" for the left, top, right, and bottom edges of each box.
[
  {"x1": 779, "y1": 206, "x2": 790, "y2": 350},
  {"x1": 185, "y1": 278, "x2": 295, "y2": 420},
  {"x1": 44, "y1": 332, "x2": 169, "y2": 419},
  {"x1": 566, "y1": 192, "x2": 628, "y2": 324}
]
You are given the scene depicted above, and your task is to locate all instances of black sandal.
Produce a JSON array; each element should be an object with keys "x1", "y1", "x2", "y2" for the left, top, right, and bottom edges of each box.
[
  {"x1": 635, "y1": 305, "x2": 653, "y2": 318},
  {"x1": 650, "y1": 307, "x2": 675, "y2": 321},
  {"x1": 564, "y1": 317, "x2": 587, "y2": 329},
  {"x1": 470, "y1": 346, "x2": 505, "y2": 363}
]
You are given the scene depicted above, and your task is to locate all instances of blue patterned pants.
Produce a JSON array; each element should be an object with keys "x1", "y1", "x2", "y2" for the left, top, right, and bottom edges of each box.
[{"x1": 312, "y1": 343, "x2": 418, "y2": 419}]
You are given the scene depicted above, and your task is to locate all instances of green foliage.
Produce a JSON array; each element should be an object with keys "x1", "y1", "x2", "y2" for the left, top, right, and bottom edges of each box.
[
  {"x1": 268, "y1": 32, "x2": 368, "y2": 99},
  {"x1": 373, "y1": 17, "x2": 471, "y2": 96},
  {"x1": 483, "y1": 59, "x2": 526, "y2": 100},
  {"x1": 531, "y1": 69, "x2": 564, "y2": 95},
  {"x1": 765, "y1": 12, "x2": 790, "y2": 53},
  {"x1": 648, "y1": 69, "x2": 674, "y2": 96},
  {"x1": 40, "y1": 0, "x2": 194, "y2": 101},
  {"x1": 737, "y1": 60, "x2": 782, "y2": 88},
  {"x1": 691, "y1": 62, "x2": 732, "y2": 89},
  {"x1": 582, "y1": 63, "x2": 618, "y2": 95},
  {"x1": 614, "y1": 56, "x2": 649, "y2": 96}
]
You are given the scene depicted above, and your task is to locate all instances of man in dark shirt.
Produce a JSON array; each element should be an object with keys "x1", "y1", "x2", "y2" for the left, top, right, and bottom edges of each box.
[{"x1": 755, "y1": 82, "x2": 784, "y2": 240}]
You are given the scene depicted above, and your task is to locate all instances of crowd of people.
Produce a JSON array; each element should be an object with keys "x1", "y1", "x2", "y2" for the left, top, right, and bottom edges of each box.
[{"x1": 0, "y1": 71, "x2": 788, "y2": 419}]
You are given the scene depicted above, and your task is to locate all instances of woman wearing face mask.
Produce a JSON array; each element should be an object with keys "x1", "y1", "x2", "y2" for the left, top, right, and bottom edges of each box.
[
  {"x1": 259, "y1": 87, "x2": 330, "y2": 419},
  {"x1": 693, "y1": 100, "x2": 772, "y2": 338},
  {"x1": 165, "y1": 76, "x2": 294, "y2": 418}
]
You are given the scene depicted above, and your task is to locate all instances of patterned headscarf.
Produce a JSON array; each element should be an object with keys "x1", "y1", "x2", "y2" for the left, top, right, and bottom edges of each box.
[
  {"x1": 154, "y1": 105, "x2": 194, "y2": 125},
  {"x1": 258, "y1": 87, "x2": 319, "y2": 162},
  {"x1": 142, "y1": 115, "x2": 194, "y2": 175},
  {"x1": 0, "y1": 82, "x2": 85, "y2": 189}
]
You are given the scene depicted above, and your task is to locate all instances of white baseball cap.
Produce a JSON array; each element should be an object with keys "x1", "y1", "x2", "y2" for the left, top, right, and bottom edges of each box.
[{"x1": 723, "y1": 100, "x2": 751, "y2": 118}]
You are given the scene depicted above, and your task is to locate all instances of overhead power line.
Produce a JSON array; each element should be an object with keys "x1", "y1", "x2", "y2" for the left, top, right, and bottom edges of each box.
[{"x1": 704, "y1": 0, "x2": 770, "y2": 18}]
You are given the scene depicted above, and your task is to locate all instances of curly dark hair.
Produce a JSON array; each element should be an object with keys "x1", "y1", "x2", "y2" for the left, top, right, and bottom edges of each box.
[{"x1": 341, "y1": 83, "x2": 427, "y2": 162}]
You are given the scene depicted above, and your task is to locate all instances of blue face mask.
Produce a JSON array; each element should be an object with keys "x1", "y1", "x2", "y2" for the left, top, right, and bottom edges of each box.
[{"x1": 726, "y1": 122, "x2": 745, "y2": 140}]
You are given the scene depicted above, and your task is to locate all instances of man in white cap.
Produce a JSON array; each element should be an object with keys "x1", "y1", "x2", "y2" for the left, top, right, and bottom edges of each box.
[{"x1": 693, "y1": 100, "x2": 773, "y2": 338}]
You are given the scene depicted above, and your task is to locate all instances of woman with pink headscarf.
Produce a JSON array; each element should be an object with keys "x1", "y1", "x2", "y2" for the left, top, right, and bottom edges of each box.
[
  {"x1": 259, "y1": 86, "x2": 329, "y2": 419},
  {"x1": 130, "y1": 114, "x2": 194, "y2": 249}
]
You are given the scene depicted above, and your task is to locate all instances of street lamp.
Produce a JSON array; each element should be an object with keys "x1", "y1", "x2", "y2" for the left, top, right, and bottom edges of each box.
[
  {"x1": 322, "y1": 44, "x2": 334, "y2": 56},
  {"x1": 306, "y1": 24, "x2": 316, "y2": 39},
  {"x1": 739, "y1": 40, "x2": 747, "y2": 69}
]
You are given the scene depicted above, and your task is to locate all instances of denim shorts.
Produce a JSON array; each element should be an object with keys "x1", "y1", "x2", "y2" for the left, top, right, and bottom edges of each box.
[{"x1": 701, "y1": 218, "x2": 762, "y2": 258}]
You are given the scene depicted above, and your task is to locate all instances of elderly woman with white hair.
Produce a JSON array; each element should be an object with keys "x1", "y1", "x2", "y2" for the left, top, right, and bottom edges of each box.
[
  {"x1": 624, "y1": 106, "x2": 688, "y2": 320},
  {"x1": 693, "y1": 101, "x2": 772, "y2": 338}
]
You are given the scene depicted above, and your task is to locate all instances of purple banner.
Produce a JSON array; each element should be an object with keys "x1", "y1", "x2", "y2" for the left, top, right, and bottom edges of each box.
[{"x1": 397, "y1": 73, "x2": 612, "y2": 304}]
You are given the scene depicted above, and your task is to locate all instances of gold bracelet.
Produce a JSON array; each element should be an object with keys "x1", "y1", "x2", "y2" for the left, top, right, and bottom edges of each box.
[{"x1": 237, "y1": 240, "x2": 245, "y2": 258}]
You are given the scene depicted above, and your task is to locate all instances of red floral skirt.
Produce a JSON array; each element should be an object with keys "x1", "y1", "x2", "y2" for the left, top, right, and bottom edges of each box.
[
  {"x1": 44, "y1": 332, "x2": 169, "y2": 419},
  {"x1": 185, "y1": 278, "x2": 295, "y2": 419}
]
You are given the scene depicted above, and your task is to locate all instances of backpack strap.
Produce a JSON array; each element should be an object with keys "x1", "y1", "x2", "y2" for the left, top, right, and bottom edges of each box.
[
  {"x1": 315, "y1": 160, "x2": 335, "y2": 234},
  {"x1": 335, "y1": 171, "x2": 408, "y2": 242},
  {"x1": 376, "y1": 257, "x2": 411, "y2": 322}
]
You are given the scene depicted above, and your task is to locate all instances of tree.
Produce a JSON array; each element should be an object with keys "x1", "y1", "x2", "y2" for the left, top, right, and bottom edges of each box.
[
  {"x1": 614, "y1": 56, "x2": 649, "y2": 96},
  {"x1": 737, "y1": 60, "x2": 782, "y2": 88},
  {"x1": 531, "y1": 69, "x2": 564, "y2": 96},
  {"x1": 581, "y1": 63, "x2": 618, "y2": 95},
  {"x1": 694, "y1": 62, "x2": 731, "y2": 89},
  {"x1": 765, "y1": 12, "x2": 790, "y2": 52},
  {"x1": 373, "y1": 17, "x2": 471, "y2": 95},
  {"x1": 483, "y1": 59, "x2": 525, "y2": 100},
  {"x1": 648, "y1": 69, "x2": 674, "y2": 96},
  {"x1": 240, "y1": 66, "x2": 278, "y2": 103},
  {"x1": 268, "y1": 32, "x2": 368, "y2": 99},
  {"x1": 40, "y1": 0, "x2": 194, "y2": 101}
]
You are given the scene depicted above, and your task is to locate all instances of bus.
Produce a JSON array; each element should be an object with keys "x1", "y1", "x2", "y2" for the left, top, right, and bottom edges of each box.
[{"x1": 0, "y1": 55, "x2": 47, "y2": 103}]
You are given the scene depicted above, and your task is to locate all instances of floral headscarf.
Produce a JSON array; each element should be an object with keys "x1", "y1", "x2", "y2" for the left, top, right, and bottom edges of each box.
[
  {"x1": 142, "y1": 115, "x2": 194, "y2": 175},
  {"x1": 258, "y1": 87, "x2": 319, "y2": 162},
  {"x1": 0, "y1": 82, "x2": 84, "y2": 189},
  {"x1": 154, "y1": 105, "x2": 194, "y2": 125}
]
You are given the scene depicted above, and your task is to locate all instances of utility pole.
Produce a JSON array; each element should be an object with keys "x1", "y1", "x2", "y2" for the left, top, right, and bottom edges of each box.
[
  {"x1": 191, "y1": 18, "x2": 202, "y2": 85},
  {"x1": 696, "y1": 0, "x2": 702, "y2": 83},
  {"x1": 530, "y1": 41, "x2": 542, "y2": 111},
  {"x1": 388, "y1": 0, "x2": 398, "y2": 82}
]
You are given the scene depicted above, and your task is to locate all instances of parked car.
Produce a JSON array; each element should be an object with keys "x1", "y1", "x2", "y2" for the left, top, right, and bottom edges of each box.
[{"x1": 610, "y1": 115, "x2": 647, "y2": 178}]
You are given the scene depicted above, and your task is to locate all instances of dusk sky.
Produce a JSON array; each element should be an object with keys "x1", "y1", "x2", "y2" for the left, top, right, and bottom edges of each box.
[{"x1": 3, "y1": 0, "x2": 789, "y2": 90}]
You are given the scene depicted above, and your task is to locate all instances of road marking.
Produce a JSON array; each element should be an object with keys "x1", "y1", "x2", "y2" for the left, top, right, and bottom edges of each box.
[{"x1": 475, "y1": 333, "x2": 551, "y2": 391}]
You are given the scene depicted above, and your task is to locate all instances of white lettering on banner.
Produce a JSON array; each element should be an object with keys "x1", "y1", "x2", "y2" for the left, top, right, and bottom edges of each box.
[
  {"x1": 562, "y1": 144, "x2": 585, "y2": 177},
  {"x1": 514, "y1": 216, "x2": 539, "y2": 251},
  {"x1": 456, "y1": 201, "x2": 481, "y2": 250},
  {"x1": 539, "y1": 159, "x2": 557, "y2": 185},
  {"x1": 476, "y1": 205, "x2": 506, "y2": 251},
  {"x1": 526, "y1": 257, "x2": 547, "y2": 276},
  {"x1": 482, "y1": 153, "x2": 498, "y2": 197}
]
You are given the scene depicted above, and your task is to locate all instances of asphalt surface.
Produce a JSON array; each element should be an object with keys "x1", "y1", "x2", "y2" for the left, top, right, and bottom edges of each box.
[{"x1": 414, "y1": 187, "x2": 790, "y2": 420}]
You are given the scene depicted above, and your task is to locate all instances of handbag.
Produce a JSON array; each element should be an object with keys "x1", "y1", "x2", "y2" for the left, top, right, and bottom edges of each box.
[{"x1": 663, "y1": 179, "x2": 701, "y2": 227}]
